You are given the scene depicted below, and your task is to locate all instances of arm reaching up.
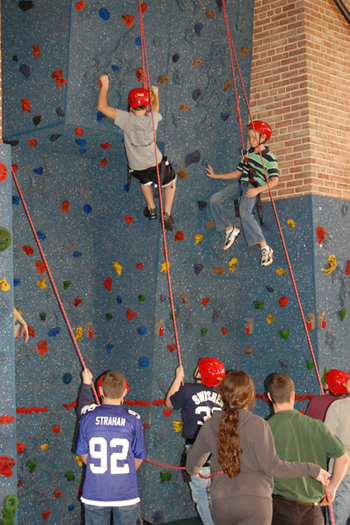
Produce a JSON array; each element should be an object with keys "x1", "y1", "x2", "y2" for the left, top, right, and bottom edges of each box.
[{"x1": 97, "y1": 75, "x2": 117, "y2": 121}]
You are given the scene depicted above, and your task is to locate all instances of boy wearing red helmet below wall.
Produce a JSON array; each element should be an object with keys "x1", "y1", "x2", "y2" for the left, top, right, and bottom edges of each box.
[
  {"x1": 305, "y1": 369, "x2": 349, "y2": 422},
  {"x1": 165, "y1": 358, "x2": 226, "y2": 525},
  {"x1": 207, "y1": 121, "x2": 279, "y2": 266},
  {"x1": 98, "y1": 75, "x2": 176, "y2": 231}
]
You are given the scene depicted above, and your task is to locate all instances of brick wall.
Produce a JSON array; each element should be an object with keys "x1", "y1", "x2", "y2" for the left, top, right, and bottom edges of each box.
[{"x1": 250, "y1": 0, "x2": 350, "y2": 201}]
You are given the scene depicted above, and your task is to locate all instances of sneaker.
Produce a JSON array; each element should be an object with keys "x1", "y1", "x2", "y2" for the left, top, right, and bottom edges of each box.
[
  {"x1": 261, "y1": 247, "x2": 274, "y2": 266},
  {"x1": 143, "y1": 207, "x2": 157, "y2": 220},
  {"x1": 162, "y1": 212, "x2": 174, "y2": 232},
  {"x1": 223, "y1": 227, "x2": 240, "y2": 251}
]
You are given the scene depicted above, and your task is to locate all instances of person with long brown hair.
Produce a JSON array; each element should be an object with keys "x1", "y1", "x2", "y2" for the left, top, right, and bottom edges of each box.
[{"x1": 186, "y1": 371, "x2": 329, "y2": 525}]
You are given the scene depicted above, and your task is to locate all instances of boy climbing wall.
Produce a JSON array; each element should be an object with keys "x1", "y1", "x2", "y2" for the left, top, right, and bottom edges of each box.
[
  {"x1": 207, "y1": 121, "x2": 279, "y2": 266},
  {"x1": 98, "y1": 75, "x2": 177, "y2": 232}
]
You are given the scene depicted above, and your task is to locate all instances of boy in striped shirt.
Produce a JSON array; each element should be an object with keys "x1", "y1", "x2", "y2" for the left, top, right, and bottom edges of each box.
[{"x1": 207, "y1": 121, "x2": 279, "y2": 266}]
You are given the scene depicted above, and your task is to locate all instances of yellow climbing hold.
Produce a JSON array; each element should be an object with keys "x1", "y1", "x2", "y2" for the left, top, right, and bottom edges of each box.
[
  {"x1": 276, "y1": 268, "x2": 287, "y2": 276},
  {"x1": 161, "y1": 260, "x2": 171, "y2": 273},
  {"x1": 37, "y1": 277, "x2": 47, "y2": 290},
  {"x1": 193, "y1": 59, "x2": 202, "y2": 67},
  {"x1": 229, "y1": 258, "x2": 238, "y2": 273},
  {"x1": 75, "y1": 455, "x2": 84, "y2": 467},
  {"x1": 266, "y1": 315, "x2": 275, "y2": 325},
  {"x1": 0, "y1": 277, "x2": 10, "y2": 292},
  {"x1": 323, "y1": 255, "x2": 337, "y2": 275},
  {"x1": 113, "y1": 261, "x2": 122, "y2": 275},
  {"x1": 173, "y1": 421, "x2": 184, "y2": 433},
  {"x1": 40, "y1": 443, "x2": 49, "y2": 451},
  {"x1": 287, "y1": 219, "x2": 295, "y2": 229},
  {"x1": 206, "y1": 10, "x2": 216, "y2": 18},
  {"x1": 76, "y1": 326, "x2": 83, "y2": 341},
  {"x1": 195, "y1": 234, "x2": 203, "y2": 245}
]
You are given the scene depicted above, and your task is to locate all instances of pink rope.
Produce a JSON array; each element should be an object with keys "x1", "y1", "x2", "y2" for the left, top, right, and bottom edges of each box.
[
  {"x1": 11, "y1": 167, "x2": 100, "y2": 405},
  {"x1": 221, "y1": 0, "x2": 324, "y2": 394}
]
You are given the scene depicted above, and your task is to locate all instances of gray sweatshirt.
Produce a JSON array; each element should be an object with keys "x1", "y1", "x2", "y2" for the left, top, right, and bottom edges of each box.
[{"x1": 186, "y1": 409, "x2": 320, "y2": 501}]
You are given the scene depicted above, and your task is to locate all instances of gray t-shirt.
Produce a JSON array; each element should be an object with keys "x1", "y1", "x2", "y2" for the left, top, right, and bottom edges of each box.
[{"x1": 114, "y1": 109, "x2": 163, "y2": 171}]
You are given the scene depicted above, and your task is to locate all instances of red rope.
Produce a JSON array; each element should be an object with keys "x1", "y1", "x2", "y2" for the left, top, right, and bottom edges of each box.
[
  {"x1": 11, "y1": 167, "x2": 100, "y2": 405},
  {"x1": 144, "y1": 458, "x2": 223, "y2": 479},
  {"x1": 138, "y1": 1, "x2": 182, "y2": 372},
  {"x1": 221, "y1": 0, "x2": 324, "y2": 394},
  {"x1": 324, "y1": 476, "x2": 335, "y2": 525}
]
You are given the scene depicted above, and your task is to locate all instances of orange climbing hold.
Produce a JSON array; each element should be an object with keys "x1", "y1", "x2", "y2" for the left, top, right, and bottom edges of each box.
[
  {"x1": 100, "y1": 142, "x2": 111, "y2": 149},
  {"x1": 122, "y1": 14, "x2": 135, "y2": 28},
  {"x1": 75, "y1": 128, "x2": 83, "y2": 136},
  {"x1": 21, "y1": 98, "x2": 31, "y2": 112},
  {"x1": 100, "y1": 158, "x2": 108, "y2": 166},
  {"x1": 16, "y1": 443, "x2": 25, "y2": 454},
  {"x1": 53, "y1": 490, "x2": 62, "y2": 499},
  {"x1": 32, "y1": 45, "x2": 40, "y2": 57},
  {"x1": 51, "y1": 69, "x2": 67, "y2": 87},
  {"x1": 316, "y1": 226, "x2": 326, "y2": 244},
  {"x1": 35, "y1": 260, "x2": 46, "y2": 274},
  {"x1": 28, "y1": 139, "x2": 37, "y2": 147},
  {"x1": 126, "y1": 309, "x2": 138, "y2": 321},
  {"x1": 124, "y1": 215, "x2": 134, "y2": 225},
  {"x1": 37, "y1": 341, "x2": 49, "y2": 356},
  {"x1": 61, "y1": 200, "x2": 70, "y2": 214},
  {"x1": 52, "y1": 425, "x2": 60, "y2": 434}
]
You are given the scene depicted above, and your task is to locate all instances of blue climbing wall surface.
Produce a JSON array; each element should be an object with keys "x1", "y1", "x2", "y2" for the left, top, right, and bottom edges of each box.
[
  {"x1": 0, "y1": 144, "x2": 17, "y2": 516},
  {"x1": 4, "y1": 0, "x2": 350, "y2": 524}
]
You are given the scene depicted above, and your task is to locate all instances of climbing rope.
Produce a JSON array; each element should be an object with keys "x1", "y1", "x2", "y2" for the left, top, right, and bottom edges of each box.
[
  {"x1": 137, "y1": 1, "x2": 183, "y2": 372},
  {"x1": 222, "y1": 0, "x2": 324, "y2": 394},
  {"x1": 11, "y1": 167, "x2": 100, "y2": 405},
  {"x1": 324, "y1": 476, "x2": 335, "y2": 525},
  {"x1": 144, "y1": 458, "x2": 223, "y2": 479}
]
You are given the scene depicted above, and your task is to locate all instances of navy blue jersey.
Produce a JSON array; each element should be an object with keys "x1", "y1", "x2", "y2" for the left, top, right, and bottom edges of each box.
[
  {"x1": 76, "y1": 404, "x2": 147, "y2": 506},
  {"x1": 170, "y1": 383, "x2": 224, "y2": 440}
]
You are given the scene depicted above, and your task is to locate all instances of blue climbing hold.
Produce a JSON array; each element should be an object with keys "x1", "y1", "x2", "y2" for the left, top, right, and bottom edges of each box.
[
  {"x1": 79, "y1": 149, "x2": 86, "y2": 154},
  {"x1": 68, "y1": 505, "x2": 75, "y2": 512},
  {"x1": 106, "y1": 344, "x2": 113, "y2": 354},
  {"x1": 62, "y1": 373, "x2": 72, "y2": 385},
  {"x1": 73, "y1": 251, "x2": 83, "y2": 258},
  {"x1": 83, "y1": 204, "x2": 92, "y2": 214},
  {"x1": 185, "y1": 150, "x2": 201, "y2": 167},
  {"x1": 111, "y1": 64, "x2": 120, "y2": 72},
  {"x1": 124, "y1": 184, "x2": 130, "y2": 192},
  {"x1": 75, "y1": 139, "x2": 87, "y2": 147},
  {"x1": 14, "y1": 278, "x2": 21, "y2": 287},
  {"x1": 194, "y1": 23, "x2": 203, "y2": 36},
  {"x1": 12, "y1": 196, "x2": 20, "y2": 206},
  {"x1": 99, "y1": 8, "x2": 110, "y2": 20},
  {"x1": 20, "y1": 64, "x2": 31, "y2": 80},
  {"x1": 135, "y1": 36, "x2": 142, "y2": 46},
  {"x1": 138, "y1": 356, "x2": 149, "y2": 367},
  {"x1": 37, "y1": 231, "x2": 46, "y2": 241},
  {"x1": 116, "y1": 296, "x2": 123, "y2": 304},
  {"x1": 138, "y1": 327, "x2": 147, "y2": 336},
  {"x1": 33, "y1": 167, "x2": 43, "y2": 175},
  {"x1": 96, "y1": 111, "x2": 106, "y2": 123},
  {"x1": 48, "y1": 327, "x2": 61, "y2": 337}
]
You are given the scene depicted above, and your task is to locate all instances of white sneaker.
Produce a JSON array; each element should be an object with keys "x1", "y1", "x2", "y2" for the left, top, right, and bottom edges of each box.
[
  {"x1": 261, "y1": 247, "x2": 274, "y2": 266},
  {"x1": 223, "y1": 228, "x2": 240, "y2": 251}
]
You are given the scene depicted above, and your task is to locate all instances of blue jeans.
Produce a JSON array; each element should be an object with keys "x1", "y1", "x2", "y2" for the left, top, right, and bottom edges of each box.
[
  {"x1": 84, "y1": 503, "x2": 139, "y2": 525},
  {"x1": 333, "y1": 474, "x2": 350, "y2": 525},
  {"x1": 209, "y1": 180, "x2": 266, "y2": 246},
  {"x1": 189, "y1": 466, "x2": 215, "y2": 525}
]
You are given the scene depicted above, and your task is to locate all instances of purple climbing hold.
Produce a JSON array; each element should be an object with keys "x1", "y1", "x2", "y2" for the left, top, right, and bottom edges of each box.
[
  {"x1": 216, "y1": 0, "x2": 223, "y2": 13},
  {"x1": 194, "y1": 264, "x2": 203, "y2": 277},
  {"x1": 197, "y1": 201, "x2": 207, "y2": 211},
  {"x1": 278, "y1": 359, "x2": 289, "y2": 372},
  {"x1": 212, "y1": 308, "x2": 221, "y2": 322},
  {"x1": 194, "y1": 23, "x2": 203, "y2": 36},
  {"x1": 19, "y1": 64, "x2": 31, "y2": 80},
  {"x1": 261, "y1": 222, "x2": 271, "y2": 232},
  {"x1": 192, "y1": 88, "x2": 201, "y2": 101},
  {"x1": 185, "y1": 150, "x2": 201, "y2": 167},
  {"x1": 172, "y1": 53, "x2": 180, "y2": 63},
  {"x1": 50, "y1": 134, "x2": 61, "y2": 142},
  {"x1": 56, "y1": 107, "x2": 65, "y2": 118},
  {"x1": 266, "y1": 284, "x2": 274, "y2": 293},
  {"x1": 159, "y1": 294, "x2": 167, "y2": 303},
  {"x1": 220, "y1": 112, "x2": 230, "y2": 122}
]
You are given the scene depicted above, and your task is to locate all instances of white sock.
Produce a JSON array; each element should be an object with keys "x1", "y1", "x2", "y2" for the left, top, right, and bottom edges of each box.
[{"x1": 261, "y1": 245, "x2": 269, "y2": 251}]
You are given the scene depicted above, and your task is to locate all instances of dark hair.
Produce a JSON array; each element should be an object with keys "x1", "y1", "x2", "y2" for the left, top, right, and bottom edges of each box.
[
  {"x1": 101, "y1": 370, "x2": 126, "y2": 399},
  {"x1": 267, "y1": 373, "x2": 294, "y2": 404},
  {"x1": 217, "y1": 371, "x2": 255, "y2": 478}
]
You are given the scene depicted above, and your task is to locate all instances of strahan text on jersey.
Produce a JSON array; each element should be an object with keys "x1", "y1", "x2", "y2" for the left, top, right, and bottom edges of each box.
[
  {"x1": 76, "y1": 404, "x2": 147, "y2": 507},
  {"x1": 170, "y1": 383, "x2": 224, "y2": 440}
]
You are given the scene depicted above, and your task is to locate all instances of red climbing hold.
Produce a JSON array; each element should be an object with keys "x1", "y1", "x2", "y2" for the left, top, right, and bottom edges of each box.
[
  {"x1": 316, "y1": 226, "x2": 326, "y2": 244},
  {"x1": 122, "y1": 14, "x2": 135, "y2": 28},
  {"x1": 35, "y1": 260, "x2": 46, "y2": 274},
  {"x1": 202, "y1": 298, "x2": 210, "y2": 307},
  {"x1": 126, "y1": 309, "x2": 138, "y2": 321},
  {"x1": 0, "y1": 162, "x2": 9, "y2": 182},
  {"x1": 53, "y1": 490, "x2": 62, "y2": 499},
  {"x1": 124, "y1": 215, "x2": 134, "y2": 225},
  {"x1": 0, "y1": 456, "x2": 15, "y2": 477},
  {"x1": 345, "y1": 260, "x2": 350, "y2": 275},
  {"x1": 135, "y1": 67, "x2": 144, "y2": 83},
  {"x1": 159, "y1": 326, "x2": 164, "y2": 336},
  {"x1": 21, "y1": 98, "x2": 31, "y2": 112},
  {"x1": 174, "y1": 231, "x2": 184, "y2": 241},
  {"x1": 104, "y1": 278, "x2": 112, "y2": 291},
  {"x1": 32, "y1": 45, "x2": 40, "y2": 57},
  {"x1": 74, "y1": 298, "x2": 82, "y2": 307},
  {"x1": 23, "y1": 245, "x2": 33, "y2": 256},
  {"x1": 142, "y1": 423, "x2": 149, "y2": 429},
  {"x1": 51, "y1": 69, "x2": 67, "y2": 87},
  {"x1": 42, "y1": 511, "x2": 50, "y2": 520},
  {"x1": 167, "y1": 344, "x2": 176, "y2": 353},
  {"x1": 136, "y1": 262, "x2": 144, "y2": 269},
  {"x1": 278, "y1": 296, "x2": 289, "y2": 308},
  {"x1": 100, "y1": 142, "x2": 111, "y2": 149},
  {"x1": 75, "y1": 128, "x2": 83, "y2": 136},
  {"x1": 163, "y1": 409, "x2": 172, "y2": 417},
  {"x1": 28, "y1": 326, "x2": 35, "y2": 338},
  {"x1": 89, "y1": 329, "x2": 94, "y2": 339},
  {"x1": 61, "y1": 200, "x2": 70, "y2": 214},
  {"x1": 100, "y1": 158, "x2": 108, "y2": 166},
  {"x1": 12, "y1": 164, "x2": 18, "y2": 173},
  {"x1": 28, "y1": 139, "x2": 37, "y2": 147},
  {"x1": 141, "y1": 3, "x2": 148, "y2": 13},
  {"x1": 37, "y1": 341, "x2": 49, "y2": 356},
  {"x1": 16, "y1": 443, "x2": 25, "y2": 454},
  {"x1": 76, "y1": 1, "x2": 85, "y2": 10},
  {"x1": 52, "y1": 424, "x2": 60, "y2": 434},
  {"x1": 221, "y1": 327, "x2": 228, "y2": 335}
]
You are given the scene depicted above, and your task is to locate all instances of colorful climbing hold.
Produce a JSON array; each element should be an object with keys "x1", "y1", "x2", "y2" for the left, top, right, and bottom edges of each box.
[
  {"x1": 193, "y1": 59, "x2": 202, "y2": 67},
  {"x1": 72, "y1": 251, "x2": 82, "y2": 258},
  {"x1": 35, "y1": 260, "x2": 46, "y2": 274},
  {"x1": 161, "y1": 261, "x2": 170, "y2": 273},
  {"x1": 122, "y1": 14, "x2": 135, "y2": 27},
  {"x1": 138, "y1": 295, "x2": 146, "y2": 302},
  {"x1": 0, "y1": 226, "x2": 12, "y2": 252},
  {"x1": 266, "y1": 315, "x2": 275, "y2": 325},
  {"x1": 16, "y1": 443, "x2": 25, "y2": 454},
  {"x1": 105, "y1": 313, "x2": 113, "y2": 321},
  {"x1": 20, "y1": 98, "x2": 31, "y2": 112},
  {"x1": 126, "y1": 309, "x2": 138, "y2": 321},
  {"x1": 338, "y1": 308, "x2": 347, "y2": 321},
  {"x1": 201, "y1": 328, "x2": 208, "y2": 337},
  {"x1": 37, "y1": 341, "x2": 48, "y2": 356},
  {"x1": 206, "y1": 10, "x2": 216, "y2": 18},
  {"x1": 37, "y1": 277, "x2": 46, "y2": 290},
  {"x1": 157, "y1": 75, "x2": 169, "y2": 85},
  {"x1": 83, "y1": 204, "x2": 92, "y2": 214},
  {"x1": 136, "y1": 262, "x2": 144, "y2": 270},
  {"x1": 63, "y1": 280, "x2": 71, "y2": 290},
  {"x1": 195, "y1": 234, "x2": 203, "y2": 244},
  {"x1": 202, "y1": 298, "x2": 210, "y2": 307},
  {"x1": 48, "y1": 327, "x2": 60, "y2": 337},
  {"x1": 278, "y1": 296, "x2": 289, "y2": 308},
  {"x1": 64, "y1": 471, "x2": 75, "y2": 481},
  {"x1": 221, "y1": 327, "x2": 228, "y2": 335},
  {"x1": 167, "y1": 344, "x2": 176, "y2": 353},
  {"x1": 287, "y1": 219, "x2": 295, "y2": 229},
  {"x1": 40, "y1": 443, "x2": 49, "y2": 451},
  {"x1": 61, "y1": 200, "x2": 70, "y2": 214},
  {"x1": 74, "y1": 298, "x2": 82, "y2": 307},
  {"x1": 174, "y1": 231, "x2": 184, "y2": 241},
  {"x1": 26, "y1": 460, "x2": 37, "y2": 474},
  {"x1": 229, "y1": 258, "x2": 238, "y2": 273},
  {"x1": 185, "y1": 150, "x2": 201, "y2": 166},
  {"x1": 276, "y1": 268, "x2": 287, "y2": 276},
  {"x1": 180, "y1": 104, "x2": 190, "y2": 114},
  {"x1": 75, "y1": 327, "x2": 83, "y2": 341},
  {"x1": 124, "y1": 215, "x2": 134, "y2": 225},
  {"x1": 53, "y1": 490, "x2": 62, "y2": 499},
  {"x1": 106, "y1": 344, "x2": 113, "y2": 354},
  {"x1": 40, "y1": 313, "x2": 46, "y2": 321},
  {"x1": 213, "y1": 267, "x2": 225, "y2": 275},
  {"x1": 253, "y1": 301, "x2": 264, "y2": 310},
  {"x1": 138, "y1": 356, "x2": 149, "y2": 366},
  {"x1": 323, "y1": 255, "x2": 337, "y2": 275},
  {"x1": 224, "y1": 81, "x2": 233, "y2": 91},
  {"x1": 194, "y1": 264, "x2": 203, "y2": 276},
  {"x1": 160, "y1": 471, "x2": 172, "y2": 483},
  {"x1": 113, "y1": 261, "x2": 122, "y2": 275},
  {"x1": 266, "y1": 284, "x2": 274, "y2": 293},
  {"x1": 62, "y1": 373, "x2": 72, "y2": 385},
  {"x1": 173, "y1": 421, "x2": 184, "y2": 432},
  {"x1": 52, "y1": 425, "x2": 60, "y2": 435},
  {"x1": 306, "y1": 360, "x2": 315, "y2": 370},
  {"x1": 180, "y1": 294, "x2": 188, "y2": 304},
  {"x1": 279, "y1": 329, "x2": 290, "y2": 340},
  {"x1": 177, "y1": 168, "x2": 189, "y2": 179},
  {"x1": 104, "y1": 277, "x2": 112, "y2": 291},
  {"x1": 345, "y1": 260, "x2": 350, "y2": 275},
  {"x1": 0, "y1": 278, "x2": 10, "y2": 292},
  {"x1": 76, "y1": 1, "x2": 85, "y2": 10},
  {"x1": 316, "y1": 226, "x2": 326, "y2": 244}
]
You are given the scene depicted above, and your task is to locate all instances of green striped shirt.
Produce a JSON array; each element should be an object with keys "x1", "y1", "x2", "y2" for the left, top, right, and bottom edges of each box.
[{"x1": 237, "y1": 147, "x2": 279, "y2": 186}]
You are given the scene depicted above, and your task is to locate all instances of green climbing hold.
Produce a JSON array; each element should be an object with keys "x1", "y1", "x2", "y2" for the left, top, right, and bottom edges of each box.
[
  {"x1": 321, "y1": 367, "x2": 329, "y2": 385},
  {"x1": 201, "y1": 328, "x2": 208, "y2": 337},
  {"x1": 338, "y1": 308, "x2": 347, "y2": 321},
  {"x1": 279, "y1": 329, "x2": 290, "y2": 340},
  {"x1": 0, "y1": 226, "x2": 12, "y2": 252},
  {"x1": 40, "y1": 312, "x2": 46, "y2": 321},
  {"x1": 306, "y1": 360, "x2": 315, "y2": 370},
  {"x1": 160, "y1": 471, "x2": 172, "y2": 483},
  {"x1": 0, "y1": 495, "x2": 18, "y2": 525},
  {"x1": 64, "y1": 471, "x2": 75, "y2": 481},
  {"x1": 63, "y1": 280, "x2": 71, "y2": 290},
  {"x1": 253, "y1": 301, "x2": 264, "y2": 310},
  {"x1": 169, "y1": 312, "x2": 177, "y2": 320},
  {"x1": 105, "y1": 313, "x2": 113, "y2": 321},
  {"x1": 138, "y1": 295, "x2": 146, "y2": 302},
  {"x1": 26, "y1": 460, "x2": 37, "y2": 474}
]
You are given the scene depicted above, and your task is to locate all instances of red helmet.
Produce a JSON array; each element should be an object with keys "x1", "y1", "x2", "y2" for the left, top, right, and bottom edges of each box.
[
  {"x1": 248, "y1": 120, "x2": 272, "y2": 141},
  {"x1": 325, "y1": 369, "x2": 349, "y2": 396},
  {"x1": 198, "y1": 357, "x2": 225, "y2": 387},
  {"x1": 128, "y1": 88, "x2": 150, "y2": 108}
]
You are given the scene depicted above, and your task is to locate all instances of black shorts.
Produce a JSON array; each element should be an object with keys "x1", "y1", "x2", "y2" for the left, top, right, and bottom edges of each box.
[{"x1": 128, "y1": 157, "x2": 176, "y2": 187}]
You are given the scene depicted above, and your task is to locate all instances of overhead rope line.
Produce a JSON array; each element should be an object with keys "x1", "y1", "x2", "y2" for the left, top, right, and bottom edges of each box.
[{"x1": 222, "y1": 0, "x2": 324, "y2": 394}]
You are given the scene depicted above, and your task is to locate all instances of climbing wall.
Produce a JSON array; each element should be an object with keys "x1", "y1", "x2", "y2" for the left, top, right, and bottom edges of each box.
[{"x1": 3, "y1": 0, "x2": 349, "y2": 524}]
